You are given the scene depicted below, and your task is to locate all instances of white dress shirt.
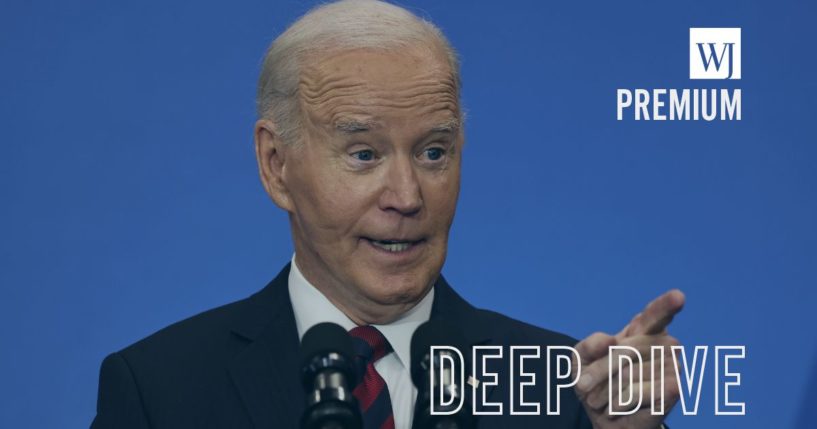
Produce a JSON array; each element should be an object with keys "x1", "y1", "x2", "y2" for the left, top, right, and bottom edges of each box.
[{"x1": 288, "y1": 255, "x2": 434, "y2": 429}]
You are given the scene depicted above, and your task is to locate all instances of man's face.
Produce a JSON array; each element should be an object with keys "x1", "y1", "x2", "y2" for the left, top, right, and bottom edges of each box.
[{"x1": 269, "y1": 46, "x2": 461, "y2": 323}]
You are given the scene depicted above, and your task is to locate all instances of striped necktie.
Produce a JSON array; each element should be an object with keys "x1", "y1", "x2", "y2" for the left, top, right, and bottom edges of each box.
[{"x1": 349, "y1": 325, "x2": 395, "y2": 429}]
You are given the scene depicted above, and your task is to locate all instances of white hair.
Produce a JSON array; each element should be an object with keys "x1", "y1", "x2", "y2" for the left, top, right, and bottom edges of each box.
[{"x1": 256, "y1": 0, "x2": 461, "y2": 145}]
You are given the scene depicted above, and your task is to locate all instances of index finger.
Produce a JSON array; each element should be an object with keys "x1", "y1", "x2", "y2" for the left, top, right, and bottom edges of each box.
[{"x1": 618, "y1": 289, "x2": 685, "y2": 338}]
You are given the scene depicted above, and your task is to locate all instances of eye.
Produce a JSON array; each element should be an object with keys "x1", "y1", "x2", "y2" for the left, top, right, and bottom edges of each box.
[
  {"x1": 424, "y1": 147, "x2": 445, "y2": 161},
  {"x1": 351, "y1": 149, "x2": 375, "y2": 161}
]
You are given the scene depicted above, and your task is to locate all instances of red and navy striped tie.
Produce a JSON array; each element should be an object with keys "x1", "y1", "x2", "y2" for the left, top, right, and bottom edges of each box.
[{"x1": 349, "y1": 326, "x2": 395, "y2": 429}]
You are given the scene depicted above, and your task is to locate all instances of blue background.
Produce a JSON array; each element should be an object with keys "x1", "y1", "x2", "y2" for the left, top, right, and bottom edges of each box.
[{"x1": 1, "y1": 0, "x2": 815, "y2": 427}]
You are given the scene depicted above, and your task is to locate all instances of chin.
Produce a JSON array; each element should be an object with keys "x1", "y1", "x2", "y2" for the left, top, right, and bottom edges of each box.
[{"x1": 358, "y1": 268, "x2": 436, "y2": 305}]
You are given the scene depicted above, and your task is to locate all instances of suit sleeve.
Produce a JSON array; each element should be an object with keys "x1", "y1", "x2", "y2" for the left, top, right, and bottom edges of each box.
[{"x1": 90, "y1": 352, "x2": 151, "y2": 429}]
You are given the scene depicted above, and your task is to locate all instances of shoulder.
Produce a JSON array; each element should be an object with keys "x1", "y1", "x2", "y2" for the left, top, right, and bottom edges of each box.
[
  {"x1": 119, "y1": 296, "x2": 254, "y2": 367},
  {"x1": 93, "y1": 269, "x2": 292, "y2": 425},
  {"x1": 92, "y1": 297, "x2": 258, "y2": 426},
  {"x1": 115, "y1": 266, "x2": 290, "y2": 371},
  {"x1": 434, "y1": 276, "x2": 578, "y2": 348},
  {"x1": 103, "y1": 295, "x2": 261, "y2": 407},
  {"x1": 468, "y1": 307, "x2": 579, "y2": 348}
]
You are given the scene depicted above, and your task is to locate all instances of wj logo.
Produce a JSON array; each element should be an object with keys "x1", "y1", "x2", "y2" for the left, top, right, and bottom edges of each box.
[{"x1": 689, "y1": 28, "x2": 741, "y2": 80}]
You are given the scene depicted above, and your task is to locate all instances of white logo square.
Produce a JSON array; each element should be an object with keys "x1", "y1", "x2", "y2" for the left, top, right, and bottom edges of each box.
[{"x1": 689, "y1": 28, "x2": 741, "y2": 80}]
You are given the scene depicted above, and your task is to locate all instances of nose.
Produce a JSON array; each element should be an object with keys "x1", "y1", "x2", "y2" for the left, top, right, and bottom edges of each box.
[{"x1": 378, "y1": 154, "x2": 423, "y2": 216}]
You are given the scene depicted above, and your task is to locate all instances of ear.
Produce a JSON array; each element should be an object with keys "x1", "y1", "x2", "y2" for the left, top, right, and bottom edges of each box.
[{"x1": 254, "y1": 118, "x2": 295, "y2": 212}]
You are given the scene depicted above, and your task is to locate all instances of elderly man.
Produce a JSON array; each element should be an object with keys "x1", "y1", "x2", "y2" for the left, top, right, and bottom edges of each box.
[{"x1": 91, "y1": 1, "x2": 684, "y2": 428}]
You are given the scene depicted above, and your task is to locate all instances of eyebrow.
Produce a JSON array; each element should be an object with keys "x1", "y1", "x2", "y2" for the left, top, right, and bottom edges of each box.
[
  {"x1": 333, "y1": 117, "x2": 461, "y2": 134},
  {"x1": 429, "y1": 118, "x2": 460, "y2": 134},
  {"x1": 335, "y1": 118, "x2": 380, "y2": 133}
]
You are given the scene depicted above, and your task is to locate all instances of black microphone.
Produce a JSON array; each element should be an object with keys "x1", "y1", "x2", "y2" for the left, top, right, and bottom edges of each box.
[
  {"x1": 410, "y1": 321, "x2": 475, "y2": 429},
  {"x1": 300, "y1": 322, "x2": 362, "y2": 429}
]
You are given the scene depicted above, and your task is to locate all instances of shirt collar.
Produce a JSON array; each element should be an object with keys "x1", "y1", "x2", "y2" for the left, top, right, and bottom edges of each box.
[{"x1": 288, "y1": 254, "x2": 433, "y2": 370}]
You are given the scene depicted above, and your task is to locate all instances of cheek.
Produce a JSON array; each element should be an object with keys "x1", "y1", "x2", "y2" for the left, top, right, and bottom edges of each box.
[
  {"x1": 290, "y1": 160, "x2": 373, "y2": 238},
  {"x1": 423, "y1": 171, "x2": 460, "y2": 224}
]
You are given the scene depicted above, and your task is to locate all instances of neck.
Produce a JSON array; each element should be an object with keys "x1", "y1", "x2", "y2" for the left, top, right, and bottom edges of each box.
[{"x1": 292, "y1": 253, "x2": 429, "y2": 325}]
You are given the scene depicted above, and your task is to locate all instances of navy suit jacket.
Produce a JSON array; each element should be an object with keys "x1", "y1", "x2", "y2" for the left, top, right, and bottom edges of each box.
[{"x1": 91, "y1": 264, "x2": 592, "y2": 428}]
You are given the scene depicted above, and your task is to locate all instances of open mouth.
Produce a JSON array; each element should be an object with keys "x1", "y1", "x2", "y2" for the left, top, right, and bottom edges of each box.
[{"x1": 363, "y1": 238, "x2": 424, "y2": 253}]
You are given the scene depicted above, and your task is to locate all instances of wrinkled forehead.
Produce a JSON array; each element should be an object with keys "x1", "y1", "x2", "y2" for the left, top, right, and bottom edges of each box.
[{"x1": 297, "y1": 46, "x2": 460, "y2": 133}]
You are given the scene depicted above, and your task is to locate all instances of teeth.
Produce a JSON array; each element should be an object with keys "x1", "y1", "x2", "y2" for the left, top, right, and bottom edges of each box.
[{"x1": 370, "y1": 240, "x2": 411, "y2": 252}]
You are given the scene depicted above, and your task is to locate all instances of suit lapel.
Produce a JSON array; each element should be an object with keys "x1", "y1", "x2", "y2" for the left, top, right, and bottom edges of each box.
[
  {"x1": 430, "y1": 275, "x2": 492, "y2": 347},
  {"x1": 227, "y1": 264, "x2": 305, "y2": 429},
  {"x1": 224, "y1": 268, "x2": 496, "y2": 427},
  {"x1": 430, "y1": 276, "x2": 498, "y2": 404}
]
